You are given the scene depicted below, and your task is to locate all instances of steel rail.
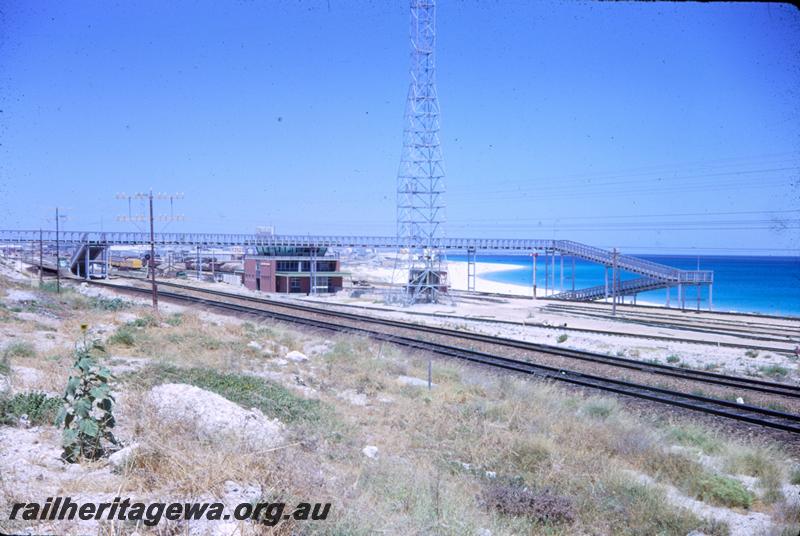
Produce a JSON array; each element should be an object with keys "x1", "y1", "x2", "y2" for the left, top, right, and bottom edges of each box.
[
  {"x1": 99, "y1": 278, "x2": 800, "y2": 398},
  {"x1": 541, "y1": 302, "x2": 800, "y2": 333},
  {"x1": 540, "y1": 305, "x2": 799, "y2": 342},
  {"x1": 98, "y1": 282, "x2": 800, "y2": 434}
]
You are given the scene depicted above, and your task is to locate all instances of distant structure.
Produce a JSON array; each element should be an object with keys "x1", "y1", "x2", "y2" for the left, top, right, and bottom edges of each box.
[{"x1": 396, "y1": 0, "x2": 449, "y2": 304}]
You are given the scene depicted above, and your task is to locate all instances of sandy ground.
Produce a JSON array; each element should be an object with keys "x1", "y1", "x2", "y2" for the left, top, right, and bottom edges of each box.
[{"x1": 345, "y1": 253, "x2": 664, "y2": 303}]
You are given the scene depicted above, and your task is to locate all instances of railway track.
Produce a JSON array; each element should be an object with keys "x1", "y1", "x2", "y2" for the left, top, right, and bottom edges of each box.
[
  {"x1": 110, "y1": 277, "x2": 800, "y2": 399},
  {"x1": 541, "y1": 303, "x2": 800, "y2": 342},
  {"x1": 88, "y1": 278, "x2": 800, "y2": 434}
]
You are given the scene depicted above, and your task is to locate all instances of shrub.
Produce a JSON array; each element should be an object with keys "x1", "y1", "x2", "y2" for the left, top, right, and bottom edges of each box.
[
  {"x1": 508, "y1": 438, "x2": 551, "y2": 475},
  {"x1": 645, "y1": 451, "x2": 753, "y2": 509},
  {"x1": 107, "y1": 326, "x2": 136, "y2": 347},
  {"x1": 693, "y1": 474, "x2": 753, "y2": 509},
  {"x1": 666, "y1": 425, "x2": 723, "y2": 454},
  {"x1": 724, "y1": 447, "x2": 784, "y2": 503},
  {"x1": 56, "y1": 343, "x2": 118, "y2": 463},
  {"x1": 128, "y1": 315, "x2": 157, "y2": 328},
  {"x1": 790, "y1": 465, "x2": 800, "y2": 485},
  {"x1": 666, "y1": 355, "x2": 680, "y2": 364},
  {"x1": 0, "y1": 391, "x2": 61, "y2": 426},
  {"x1": 165, "y1": 313, "x2": 183, "y2": 326},
  {"x1": 479, "y1": 482, "x2": 574, "y2": 524},
  {"x1": 556, "y1": 334, "x2": 568, "y2": 344},
  {"x1": 89, "y1": 296, "x2": 129, "y2": 311},
  {"x1": 3, "y1": 341, "x2": 36, "y2": 359},
  {"x1": 745, "y1": 349, "x2": 759, "y2": 358},
  {"x1": 580, "y1": 398, "x2": 618, "y2": 420},
  {"x1": 759, "y1": 365, "x2": 789, "y2": 378}
]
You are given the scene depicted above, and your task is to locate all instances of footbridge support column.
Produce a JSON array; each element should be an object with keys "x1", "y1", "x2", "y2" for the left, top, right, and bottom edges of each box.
[
  {"x1": 709, "y1": 284, "x2": 713, "y2": 311},
  {"x1": 467, "y1": 247, "x2": 476, "y2": 292}
]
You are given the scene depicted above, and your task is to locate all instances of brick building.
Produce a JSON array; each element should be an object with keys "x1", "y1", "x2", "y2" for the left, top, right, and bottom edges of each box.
[{"x1": 243, "y1": 248, "x2": 346, "y2": 294}]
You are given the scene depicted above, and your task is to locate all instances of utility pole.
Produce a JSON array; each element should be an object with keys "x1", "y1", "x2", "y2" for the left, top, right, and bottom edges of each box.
[
  {"x1": 117, "y1": 191, "x2": 184, "y2": 314},
  {"x1": 38, "y1": 229, "x2": 43, "y2": 284},
  {"x1": 55, "y1": 208, "x2": 61, "y2": 293},
  {"x1": 148, "y1": 192, "x2": 158, "y2": 310},
  {"x1": 611, "y1": 248, "x2": 618, "y2": 317}
]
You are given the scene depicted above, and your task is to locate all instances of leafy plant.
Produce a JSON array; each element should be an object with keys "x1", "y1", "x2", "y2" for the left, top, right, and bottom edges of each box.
[
  {"x1": 89, "y1": 296, "x2": 130, "y2": 311},
  {"x1": 56, "y1": 342, "x2": 118, "y2": 463},
  {"x1": 666, "y1": 355, "x2": 680, "y2": 364},
  {"x1": 556, "y1": 334, "x2": 568, "y2": 344},
  {"x1": 759, "y1": 364, "x2": 788, "y2": 378},
  {"x1": 0, "y1": 391, "x2": 61, "y2": 426},
  {"x1": 3, "y1": 341, "x2": 36, "y2": 359}
]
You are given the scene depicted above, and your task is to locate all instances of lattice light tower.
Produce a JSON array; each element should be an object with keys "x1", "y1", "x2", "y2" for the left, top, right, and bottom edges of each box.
[{"x1": 396, "y1": 0, "x2": 448, "y2": 304}]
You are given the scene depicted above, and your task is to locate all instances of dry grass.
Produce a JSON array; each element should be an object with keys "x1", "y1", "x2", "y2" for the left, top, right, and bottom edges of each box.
[{"x1": 3, "y1": 279, "x2": 799, "y2": 534}]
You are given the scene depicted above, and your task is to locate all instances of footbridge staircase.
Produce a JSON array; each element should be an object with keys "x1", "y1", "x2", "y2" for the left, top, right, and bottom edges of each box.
[
  {"x1": 549, "y1": 240, "x2": 713, "y2": 304},
  {"x1": 0, "y1": 230, "x2": 713, "y2": 309}
]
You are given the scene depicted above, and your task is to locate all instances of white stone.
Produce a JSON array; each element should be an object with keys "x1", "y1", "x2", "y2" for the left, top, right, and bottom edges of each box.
[
  {"x1": 736, "y1": 397, "x2": 744, "y2": 405},
  {"x1": 362, "y1": 445, "x2": 379, "y2": 459},
  {"x1": 247, "y1": 340, "x2": 263, "y2": 351},
  {"x1": 337, "y1": 389, "x2": 368, "y2": 406},
  {"x1": 304, "y1": 343, "x2": 331, "y2": 356},
  {"x1": 286, "y1": 351, "x2": 308, "y2": 362},
  {"x1": 116, "y1": 312, "x2": 139, "y2": 324},
  {"x1": 485, "y1": 471, "x2": 497, "y2": 479},
  {"x1": 11, "y1": 366, "x2": 45, "y2": 390},
  {"x1": 5, "y1": 289, "x2": 38, "y2": 303},
  {"x1": 147, "y1": 383, "x2": 284, "y2": 447},
  {"x1": 108, "y1": 443, "x2": 139, "y2": 469},
  {"x1": 397, "y1": 375, "x2": 435, "y2": 388}
]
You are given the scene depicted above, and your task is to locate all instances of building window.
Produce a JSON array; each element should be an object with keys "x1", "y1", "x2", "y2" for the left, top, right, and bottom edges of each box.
[
  {"x1": 314, "y1": 276, "x2": 329, "y2": 291},
  {"x1": 290, "y1": 277, "x2": 301, "y2": 291}
]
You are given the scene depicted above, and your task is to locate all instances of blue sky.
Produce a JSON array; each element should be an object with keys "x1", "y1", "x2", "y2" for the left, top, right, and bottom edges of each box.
[{"x1": 1, "y1": 0, "x2": 798, "y2": 254}]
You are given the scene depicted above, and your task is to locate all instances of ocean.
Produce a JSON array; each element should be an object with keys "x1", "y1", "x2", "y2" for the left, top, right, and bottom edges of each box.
[{"x1": 452, "y1": 254, "x2": 800, "y2": 317}]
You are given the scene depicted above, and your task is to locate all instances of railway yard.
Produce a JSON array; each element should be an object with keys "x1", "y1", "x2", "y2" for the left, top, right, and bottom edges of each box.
[{"x1": 2, "y1": 258, "x2": 800, "y2": 535}]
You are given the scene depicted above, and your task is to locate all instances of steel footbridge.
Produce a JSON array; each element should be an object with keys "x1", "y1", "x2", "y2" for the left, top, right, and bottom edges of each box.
[{"x1": 0, "y1": 229, "x2": 713, "y2": 309}]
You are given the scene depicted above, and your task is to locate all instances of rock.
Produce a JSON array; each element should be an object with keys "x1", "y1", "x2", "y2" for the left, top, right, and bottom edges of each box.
[
  {"x1": 116, "y1": 312, "x2": 139, "y2": 324},
  {"x1": 362, "y1": 445, "x2": 379, "y2": 459},
  {"x1": 485, "y1": 471, "x2": 497, "y2": 479},
  {"x1": 247, "y1": 341, "x2": 263, "y2": 351},
  {"x1": 397, "y1": 375, "x2": 435, "y2": 388},
  {"x1": 5, "y1": 289, "x2": 37, "y2": 303},
  {"x1": 337, "y1": 389, "x2": 368, "y2": 406},
  {"x1": 223, "y1": 480, "x2": 262, "y2": 504},
  {"x1": 147, "y1": 383, "x2": 285, "y2": 447},
  {"x1": 108, "y1": 443, "x2": 139, "y2": 469},
  {"x1": 304, "y1": 343, "x2": 331, "y2": 356},
  {"x1": 11, "y1": 366, "x2": 45, "y2": 390},
  {"x1": 286, "y1": 351, "x2": 308, "y2": 362},
  {"x1": 736, "y1": 397, "x2": 744, "y2": 405}
]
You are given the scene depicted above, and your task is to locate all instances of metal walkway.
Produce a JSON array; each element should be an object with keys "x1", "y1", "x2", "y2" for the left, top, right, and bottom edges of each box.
[{"x1": 0, "y1": 229, "x2": 713, "y2": 307}]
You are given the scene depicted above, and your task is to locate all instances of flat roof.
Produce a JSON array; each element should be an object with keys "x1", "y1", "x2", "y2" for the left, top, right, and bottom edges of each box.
[{"x1": 275, "y1": 271, "x2": 349, "y2": 277}]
